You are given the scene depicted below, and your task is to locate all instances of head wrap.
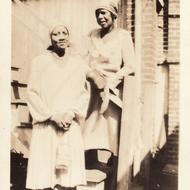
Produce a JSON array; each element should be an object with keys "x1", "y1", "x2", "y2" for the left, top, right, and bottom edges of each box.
[
  {"x1": 46, "y1": 21, "x2": 71, "y2": 50},
  {"x1": 48, "y1": 21, "x2": 70, "y2": 36},
  {"x1": 95, "y1": 0, "x2": 118, "y2": 18}
]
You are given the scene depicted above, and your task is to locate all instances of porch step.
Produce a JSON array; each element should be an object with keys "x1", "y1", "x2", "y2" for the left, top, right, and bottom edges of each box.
[
  {"x1": 77, "y1": 182, "x2": 104, "y2": 190},
  {"x1": 77, "y1": 169, "x2": 106, "y2": 190},
  {"x1": 162, "y1": 163, "x2": 178, "y2": 176},
  {"x1": 86, "y1": 169, "x2": 106, "y2": 183},
  {"x1": 161, "y1": 164, "x2": 178, "y2": 190}
]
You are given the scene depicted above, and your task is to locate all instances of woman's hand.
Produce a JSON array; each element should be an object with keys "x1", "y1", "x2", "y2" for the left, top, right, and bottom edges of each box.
[
  {"x1": 94, "y1": 75, "x2": 106, "y2": 89},
  {"x1": 51, "y1": 112, "x2": 74, "y2": 131},
  {"x1": 61, "y1": 112, "x2": 75, "y2": 130},
  {"x1": 51, "y1": 114, "x2": 63, "y2": 128},
  {"x1": 87, "y1": 70, "x2": 106, "y2": 89},
  {"x1": 109, "y1": 77, "x2": 123, "y2": 90}
]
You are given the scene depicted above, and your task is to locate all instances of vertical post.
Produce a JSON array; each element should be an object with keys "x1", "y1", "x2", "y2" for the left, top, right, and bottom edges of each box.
[
  {"x1": 132, "y1": 0, "x2": 142, "y2": 179},
  {"x1": 116, "y1": 1, "x2": 137, "y2": 188},
  {"x1": 135, "y1": 0, "x2": 142, "y2": 80},
  {"x1": 134, "y1": 0, "x2": 142, "y2": 132},
  {"x1": 117, "y1": 0, "x2": 143, "y2": 189}
]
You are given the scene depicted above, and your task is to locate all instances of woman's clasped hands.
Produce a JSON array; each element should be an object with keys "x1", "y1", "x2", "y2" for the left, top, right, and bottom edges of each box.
[{"x1": 51, "y1": 111, "x2": 75, "y2": 131}]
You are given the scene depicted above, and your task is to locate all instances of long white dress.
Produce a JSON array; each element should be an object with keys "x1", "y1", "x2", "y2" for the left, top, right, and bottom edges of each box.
[
  {"x1": 26, "y1": 50, "x2": 89, "y2": 189},
  {"x1": 83, "y1": 28, "x2": 135, "y2": 156}
]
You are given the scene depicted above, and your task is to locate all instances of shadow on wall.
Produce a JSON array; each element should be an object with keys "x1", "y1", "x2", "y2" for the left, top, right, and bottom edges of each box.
[{"x1": 128, "y1": 126, "x2": 178, "y2": 190}]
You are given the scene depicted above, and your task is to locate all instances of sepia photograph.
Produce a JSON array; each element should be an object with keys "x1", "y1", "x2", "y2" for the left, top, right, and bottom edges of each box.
[{"x1": 1, "y1": 0, "x2": 188, "y2": 190}]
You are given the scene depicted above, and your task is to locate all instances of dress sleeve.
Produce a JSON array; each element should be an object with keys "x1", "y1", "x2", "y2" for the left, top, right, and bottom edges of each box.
[
  {"x1": 107, "y1": 30, "x2": 136, "y2": 92},
  {"x1": 72, "y1": 81, "x2": 90, "y2": 120},
  {"x1": 27, "y1": 58, "x2": 52, "y2": 123},
  {"x1": 70, "y1": 62, "x2": 90, "y2": 121},
  {"x1": 116, "y1": 30, "x2": 136, "y2": 79}
]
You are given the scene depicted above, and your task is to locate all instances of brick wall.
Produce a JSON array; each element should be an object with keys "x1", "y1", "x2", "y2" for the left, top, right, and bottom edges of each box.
[
  {"x1": 119, "y1": 0, "x2": 135, "y2": 41},
  {"x1": 121, "y1": 0, "x2": 159, "y2": 155},
  {"x1": 140, "y1": 2, "x2": 158, "y2": 188},
  {"x1": 141, "y1": 0, "x2": 157, "y2": 83},
  {"x1": 119, "y1": 1, "x2": 179, "y2": 189},
  {"x1": 167, "y1": 0, "x2": 180, "y2": 165},
  {"x1": 121, "y1": 0, "x2": 179, "y2": 167},
  {"x1": 141, "y1": 0, "x2": 180, "y2": 165}
]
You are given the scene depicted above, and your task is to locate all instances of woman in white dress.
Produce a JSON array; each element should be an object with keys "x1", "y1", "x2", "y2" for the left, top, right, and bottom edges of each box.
[
  {"x1": 26, "y1": 23, "x2": 89, "y2": 190},
  {"x1": 83, "y1": 1, "x2": 136, "y2": 189}
]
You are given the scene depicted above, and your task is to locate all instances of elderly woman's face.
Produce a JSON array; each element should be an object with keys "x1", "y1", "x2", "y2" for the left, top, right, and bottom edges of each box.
[
  {"x1": 51, "y1": 25, "x2": 69, "y2": 50},
  {"x1": 96, "y1": 9, "x2": 114, "y2": 29}
]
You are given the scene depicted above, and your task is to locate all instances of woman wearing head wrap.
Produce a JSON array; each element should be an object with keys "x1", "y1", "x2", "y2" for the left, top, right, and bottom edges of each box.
[
  {"x1": 26, "y1": 23, "x2": 89, "y2": 190},
  {"x1": 83, "y1": 0, "x2": 136, "y2": 189}
]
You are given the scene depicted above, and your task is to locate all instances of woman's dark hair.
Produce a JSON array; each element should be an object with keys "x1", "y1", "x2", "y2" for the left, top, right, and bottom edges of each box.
[
  {"x1": 47, "y1": 45, "x2": 54, "y2": 51},
  {"x1": 111, "y1": 12, "x2": 117, "y2": 20}
]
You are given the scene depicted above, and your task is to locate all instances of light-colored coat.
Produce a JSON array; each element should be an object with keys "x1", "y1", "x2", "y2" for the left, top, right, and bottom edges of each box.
[
  {"x1": 83, "y1": 28, "x2": 135, "y2": 156},
  {"x1": 26, "y1": 50, "x2": 89, "y2": 189}
]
